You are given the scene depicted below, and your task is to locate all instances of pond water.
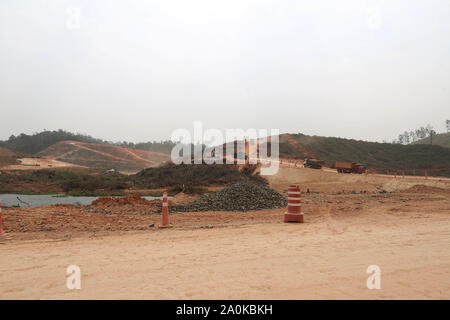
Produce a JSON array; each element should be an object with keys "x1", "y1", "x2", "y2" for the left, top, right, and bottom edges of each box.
[{"x1": 0, "y1": 194, "x2": 162, "y2": 208}]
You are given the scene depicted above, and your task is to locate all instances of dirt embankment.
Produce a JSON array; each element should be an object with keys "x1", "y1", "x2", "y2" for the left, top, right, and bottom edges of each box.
[
  {"x1": 1, "y1": 166, "x2": 449, "y2": 241},
  {"x1": 1, "y1": 186, "x2": 449, "y2": 241},
  {"x1": 37, "y1": 140, "x2": 170, "y2": 171},
  {"x1": 91, "y1": 194, "x2": 155, "y2": 206},
  {"x1": 0, "y1": 146, "x2": 24, "y2": 166},
  {"x1": 265, "y1": 166, "x2": 450, "y2": 194},
  {"x1": 0, "y1": 188, "x2": 449, "y2": 299}
]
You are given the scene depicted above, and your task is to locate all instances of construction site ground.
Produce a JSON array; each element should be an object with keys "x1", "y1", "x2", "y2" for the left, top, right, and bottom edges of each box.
[{"x1": 1, "y1": 166, "x2": 449, "y2": 299}]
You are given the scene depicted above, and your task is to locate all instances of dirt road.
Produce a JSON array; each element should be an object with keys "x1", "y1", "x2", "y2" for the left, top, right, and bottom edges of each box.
[
  {"x1": 0, "y1": 157, "x2": 83, "y2": 170},
  {"x1": 1, "y1": 199, "x2": 449, "y2": 299}
]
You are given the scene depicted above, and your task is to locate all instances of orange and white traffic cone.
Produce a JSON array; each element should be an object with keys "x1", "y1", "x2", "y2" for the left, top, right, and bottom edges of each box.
[
  {"x1": 284, "y1": 185, "x2": 304, "y2": 223},
  {"x1": 0, "y1": 200, "x2": 3, "y2": 236},
  {"x1": 159, "y1": 189, "x2": 172, "y2": 228}
]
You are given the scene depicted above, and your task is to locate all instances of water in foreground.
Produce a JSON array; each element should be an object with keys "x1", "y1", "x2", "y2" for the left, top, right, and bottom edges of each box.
[{"x1": 0, "y1": 194, "x2": 161, "y2": 208}]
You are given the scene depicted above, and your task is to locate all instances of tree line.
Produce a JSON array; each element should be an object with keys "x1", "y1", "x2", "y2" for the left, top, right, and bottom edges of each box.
[
  {"x1": 0, "y1": 129, "x2": 176, "y2": 155},
  {"x1": 393, "y1": 124, "x2": 436, "y2": 145},
  {"x1": 393, "y1": 120, "x2": 449, "y2": 145}
]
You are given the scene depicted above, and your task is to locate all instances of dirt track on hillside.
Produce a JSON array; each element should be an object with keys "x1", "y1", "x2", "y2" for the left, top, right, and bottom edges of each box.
[{"x1": 36, "y1": 140, "x2": 170, "y2": 171}]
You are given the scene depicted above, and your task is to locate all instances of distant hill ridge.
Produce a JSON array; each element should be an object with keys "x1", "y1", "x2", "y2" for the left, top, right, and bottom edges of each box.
[
  {"x1": 278, "y1": 133, "x2": 450, "y2": 176},
  {"x1": 2, "y1": 130, "x2": 450, "y2": 176},
  {"x1": 0, "y1": 130, "x2": 175, "y2": 155}
]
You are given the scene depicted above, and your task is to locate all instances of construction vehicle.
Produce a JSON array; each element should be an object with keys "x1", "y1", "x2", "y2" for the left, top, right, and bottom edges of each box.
[
  {"x1": 303, "y1": 158, "x2": 324, "y2": 169},
  {"x1": 335, "y1": 162, "x2": 366, "y2": 174}
]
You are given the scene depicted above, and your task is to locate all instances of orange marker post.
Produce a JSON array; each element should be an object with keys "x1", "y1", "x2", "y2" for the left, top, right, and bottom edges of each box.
[
  {"x1": 0, "y1": 200, "x2": 3, "y2": 236},
  {"x1": 284, "y1": 185, "x2": 304, "y2": 223},
  {"x1": 159, "y1": 189, "x2": 172, "y2": 228}
]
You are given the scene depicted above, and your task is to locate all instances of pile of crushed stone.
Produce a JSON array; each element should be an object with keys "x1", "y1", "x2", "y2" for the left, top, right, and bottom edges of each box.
[{"x1": 170, "y1": 181, "x2": 287, "y2": 212}]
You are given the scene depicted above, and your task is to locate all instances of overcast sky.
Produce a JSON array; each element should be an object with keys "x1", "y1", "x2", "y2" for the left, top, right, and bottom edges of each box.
[{"x1": 1, "y1": 0, "x2": 449, "y2": 143}]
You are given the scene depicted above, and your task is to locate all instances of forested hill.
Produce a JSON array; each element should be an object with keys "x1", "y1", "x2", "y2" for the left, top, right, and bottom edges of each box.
[
  {"x1": 278, "y1": 133, "x2": 450, "y2": 176},
  {"x1": 0, "y1": 130, "x2": 175, "y2": 155}
]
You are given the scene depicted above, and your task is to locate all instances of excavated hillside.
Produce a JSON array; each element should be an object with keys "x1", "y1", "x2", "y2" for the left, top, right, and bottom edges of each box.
[
  {"x1": 37, "y1": 141, "x2": 170, "y2": 171},
  {"x1": 0, "y1": 146, "x2": 24, "y2": 166}
]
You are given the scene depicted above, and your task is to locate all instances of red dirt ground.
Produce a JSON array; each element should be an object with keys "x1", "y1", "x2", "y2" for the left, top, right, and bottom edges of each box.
[
  {"x1": 37, "y1": 140, "x2": 170, "y2": 171},
  {"x1": 1, "y1": 188, "x2": 448, "y2": 241}
]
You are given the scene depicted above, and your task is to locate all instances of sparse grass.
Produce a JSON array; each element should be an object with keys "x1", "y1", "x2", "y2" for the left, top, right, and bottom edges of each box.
[
  {"x1": 0, "y1": 163, "x2": 266, "y2": 195},
  {"x1": 0, "y1": 167, "x2": 129, "y2": 194},
  {"x1": 132, "y1": 163, "x2": 266, "y2": 190},
  {"x1": 281, "y1": 133, "x2": 450, "y2": 176}
]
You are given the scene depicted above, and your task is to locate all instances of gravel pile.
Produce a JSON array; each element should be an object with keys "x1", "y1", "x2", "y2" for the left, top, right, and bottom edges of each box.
[{"x1": 171, "y1": 181, "x2": 287, "y2": 212}]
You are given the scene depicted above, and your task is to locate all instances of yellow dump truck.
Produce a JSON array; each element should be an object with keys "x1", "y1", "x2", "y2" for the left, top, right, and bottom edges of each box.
[{"x1": 335, "y1": 162, "x2": 366, "y2": 174}]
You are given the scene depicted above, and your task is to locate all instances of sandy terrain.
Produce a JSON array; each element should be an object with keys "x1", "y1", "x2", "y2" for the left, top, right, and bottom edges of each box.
[
  {"x1": 0, "y1": 166, "x2": 449, "y2": 299},
  {"x1": 266, "y1": 165, "x2": 450, "y2": 193},
  {"x1": 0, "y1": 157, "x2": 83, "y2": 170},
  {"x1": 1, "y1": 186, "x2": 449, "y2": 299},
  {"x1": 37, "y1": 140, "x2": 170, "y2": 171}
]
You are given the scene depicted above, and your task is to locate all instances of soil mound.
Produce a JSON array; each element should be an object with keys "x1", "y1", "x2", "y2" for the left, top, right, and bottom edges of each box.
[
  {"x1": 403, "y1": 184, "x2": 448, "y2": 194},
  {"x1": 92, "y1": 194, "x2": 155, "y2": 206},
  {"x1": 172, "y1": 181, "x2": 287, "y2": 212}
]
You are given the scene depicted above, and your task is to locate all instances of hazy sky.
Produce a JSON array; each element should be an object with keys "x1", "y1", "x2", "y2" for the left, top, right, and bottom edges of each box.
[{"x1": 1, "y1": 0, "x2": 449, "y2": 143}]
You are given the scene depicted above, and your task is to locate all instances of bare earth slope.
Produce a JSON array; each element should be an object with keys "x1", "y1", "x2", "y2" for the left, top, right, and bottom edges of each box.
[
  {"x1": 38, "y1": 140, "x2": 170, "y2": 171},
  {"x1": 0, "y1": 146, "x2": 23, "y2": 166}
]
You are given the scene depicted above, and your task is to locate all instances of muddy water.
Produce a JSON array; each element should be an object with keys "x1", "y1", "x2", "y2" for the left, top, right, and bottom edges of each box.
[{"x1": 0, "y1": 194, "x2": 161, "y2": 208}]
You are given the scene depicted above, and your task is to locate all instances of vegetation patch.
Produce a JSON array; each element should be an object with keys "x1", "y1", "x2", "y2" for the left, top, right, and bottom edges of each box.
[
  {"x1": 280, "y1": 133, "x2": 450, "y2": 176},
  {"x1": 132, "y1": 163, "x2": 266, "y2": 190}
]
